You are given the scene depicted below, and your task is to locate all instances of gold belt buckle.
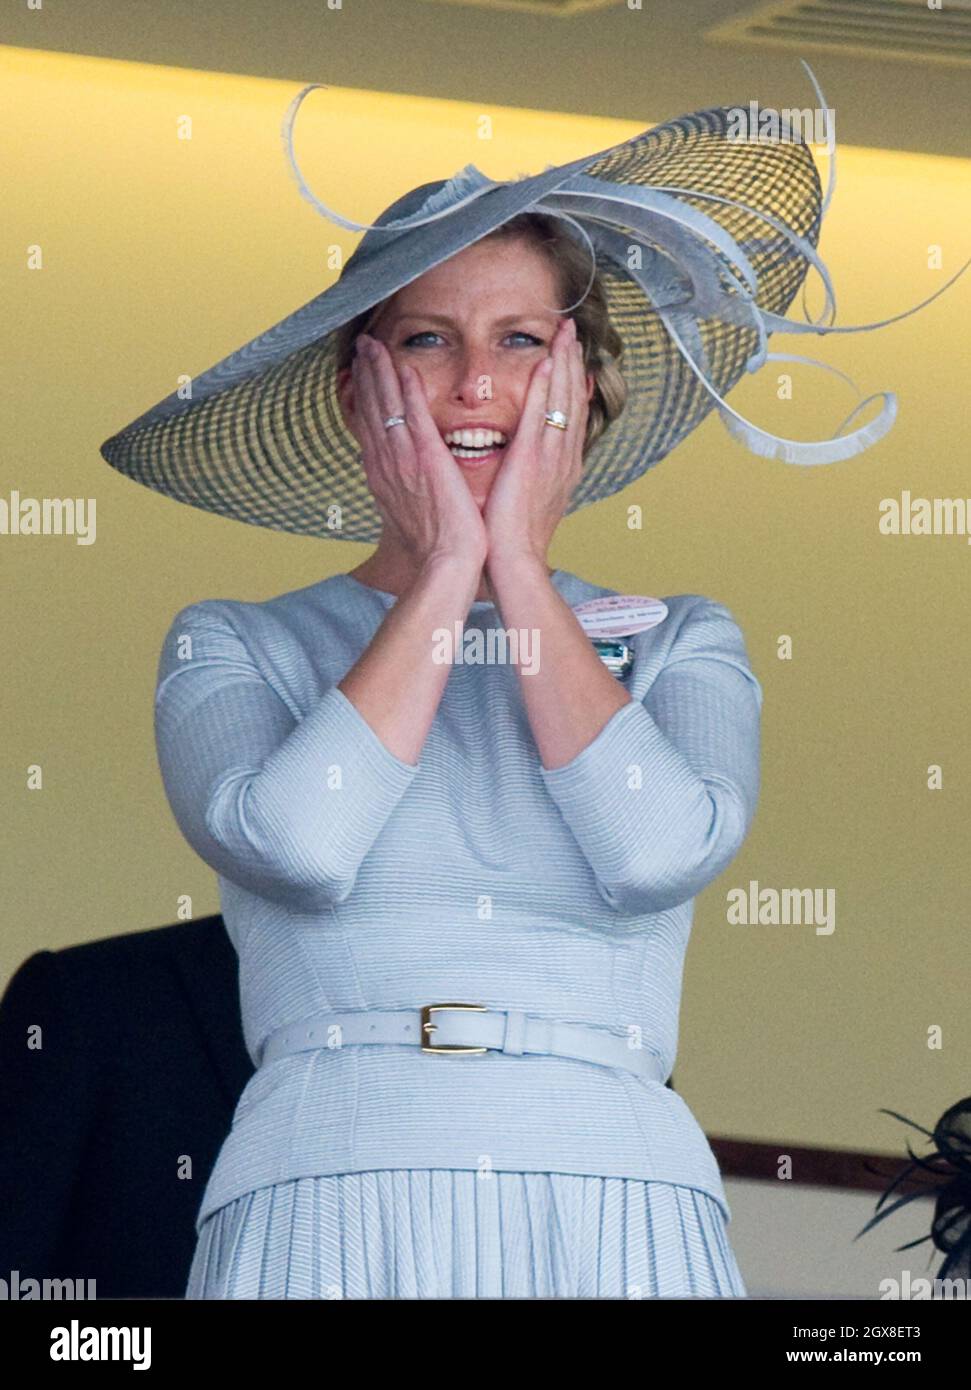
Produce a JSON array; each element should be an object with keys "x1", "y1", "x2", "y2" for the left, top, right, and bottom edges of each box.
[{"x1": 420, "y1": 1002, "x2": 489, "y2": 1055}]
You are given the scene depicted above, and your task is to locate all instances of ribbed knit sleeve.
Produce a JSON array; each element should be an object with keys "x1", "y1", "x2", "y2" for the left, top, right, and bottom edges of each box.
[
  {"x1": 539, "y1": 599, "x2": 761, "y2": 916},
  {"x1": 153, "y1": 601, "x2": 420, "y2": 913}
]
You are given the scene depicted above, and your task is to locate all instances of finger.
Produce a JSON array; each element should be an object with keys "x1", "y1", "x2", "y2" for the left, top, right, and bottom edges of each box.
[
  {"x1": 350, "y1": 351, "x2": 387, "y2": 489},
  {"x1": 363, "y1": 338, "x2": 405, "y2": 427},
  {"x1": 514, "y1": 345, "x2": 556, "y2": 451},
  {"x1": 541, "y1": 319, "x2": 574, "y2": 462},
  {"x1": 353, "y1": 349, "x2": 422, "y2": 518},
  {"x1": 567, "y1": 335, "x2": 589, "y2": 455},
  {"x1": 357, "y1": 344, "x2": 427, "y2": 512},
  {"x1": 398, "y1": 363, "x2": 450, "y2": 463},
  {"x1": 356, "y1": 340, "x2": 414, "y2": 467},
  {"x1": 564, "y1": 335, "x2": 591, "y2": 491}
]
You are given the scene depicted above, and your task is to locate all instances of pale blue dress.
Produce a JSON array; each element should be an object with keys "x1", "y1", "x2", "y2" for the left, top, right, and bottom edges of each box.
[
  {"x1": 185, "y1": 1172, "x2": 745, "y2": 1299},
  {"x1": 155, "y1": 570, "x2": 759, "y2": 1299}
]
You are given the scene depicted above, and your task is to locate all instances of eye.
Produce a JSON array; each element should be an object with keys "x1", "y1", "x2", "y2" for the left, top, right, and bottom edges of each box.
[
  {"x1": 401, "y1": 331, "x2": 444, "y2": 347},
  {"x1": 400, "y1": 330, "x2": 546, "y2": 349}
]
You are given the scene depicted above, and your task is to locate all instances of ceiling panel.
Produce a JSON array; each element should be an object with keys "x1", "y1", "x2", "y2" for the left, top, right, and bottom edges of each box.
[{"x1": 1, "y1": 0, "x2": 968, "y2": 157}]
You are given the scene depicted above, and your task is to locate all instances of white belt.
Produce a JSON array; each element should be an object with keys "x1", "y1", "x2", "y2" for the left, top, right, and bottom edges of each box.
[{"x1": 258, "y1": 1003, "x2": 666, "y2": 1084}]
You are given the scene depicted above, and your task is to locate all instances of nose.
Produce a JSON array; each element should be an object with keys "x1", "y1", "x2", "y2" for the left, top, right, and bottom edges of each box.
[{"x1": 450, "y1": 345, "x2": 499, "y2": 406}]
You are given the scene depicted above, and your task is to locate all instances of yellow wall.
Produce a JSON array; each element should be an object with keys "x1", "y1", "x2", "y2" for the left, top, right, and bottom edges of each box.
[{"x1": 4, "y1": 46, "x2": 970, "y2": 1159}]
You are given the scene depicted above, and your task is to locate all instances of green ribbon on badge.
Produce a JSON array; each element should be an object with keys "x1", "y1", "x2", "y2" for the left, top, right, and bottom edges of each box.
[
  {"x1": 591, "y1": 639, "x2": 634, "y2": 679},
  {"x1": 573, "y1": 595, "x2": 667, "y2": 681}
]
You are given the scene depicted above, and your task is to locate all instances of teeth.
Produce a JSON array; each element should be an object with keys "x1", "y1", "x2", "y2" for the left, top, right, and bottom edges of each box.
[{"x1": 444, "y1": 428, "x2": 506, "y2": 447}]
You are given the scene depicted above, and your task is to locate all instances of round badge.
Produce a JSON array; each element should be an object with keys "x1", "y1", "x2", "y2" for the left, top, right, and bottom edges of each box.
[{"x1": 571, "y1": 595, "x2": 668, "y2": 639}]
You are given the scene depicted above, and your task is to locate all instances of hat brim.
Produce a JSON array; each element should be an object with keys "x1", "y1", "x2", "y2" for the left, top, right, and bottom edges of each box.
[{"x1": 100, "y1": 105, "x2": 822, "y2": 541}]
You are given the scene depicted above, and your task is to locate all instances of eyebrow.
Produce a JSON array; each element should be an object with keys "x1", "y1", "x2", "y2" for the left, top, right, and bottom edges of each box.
[{"x1": 392, "y1": 312, "x2": 553, "y2": 328}]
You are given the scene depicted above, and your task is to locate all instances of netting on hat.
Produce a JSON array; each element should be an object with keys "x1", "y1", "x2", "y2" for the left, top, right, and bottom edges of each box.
[
  {"x1": 101, "y1": 106, "x2": 822, "y2": 543},
  {"x1": 567, "y1": 108, "x2": 822, "y2": 512}
]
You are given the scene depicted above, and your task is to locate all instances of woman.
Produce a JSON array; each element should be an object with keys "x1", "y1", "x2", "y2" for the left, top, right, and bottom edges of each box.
[
  {"x1": 103, "y1": 82, "x2": 952, "y2": 1299},
  {"x1": 156, "y1": 209, "x2": 760, "y2": 1299}
]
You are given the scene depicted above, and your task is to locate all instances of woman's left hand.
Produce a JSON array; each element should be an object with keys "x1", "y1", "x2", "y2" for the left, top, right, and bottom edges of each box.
[{"x1": 482, "y1": 316, "x2": 592, "y2": 568}]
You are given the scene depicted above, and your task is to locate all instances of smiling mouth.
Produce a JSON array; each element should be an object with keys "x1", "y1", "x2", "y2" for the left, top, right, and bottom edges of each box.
[{"x1": 443, "y1": 428, "x2": 508, "y2": 464}]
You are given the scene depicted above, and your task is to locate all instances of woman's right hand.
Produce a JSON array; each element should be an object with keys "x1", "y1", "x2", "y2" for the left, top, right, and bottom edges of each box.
[{"x1": 350, "y1": 334, "x2": 488, "y2": 570}]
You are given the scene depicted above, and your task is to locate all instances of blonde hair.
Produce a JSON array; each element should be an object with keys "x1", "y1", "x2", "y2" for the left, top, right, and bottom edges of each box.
[{"x1": 333, "y1": 212, "x2": 627, "y2": 453}]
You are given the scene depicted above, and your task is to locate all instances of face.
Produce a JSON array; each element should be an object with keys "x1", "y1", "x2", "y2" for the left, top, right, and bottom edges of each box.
[{"x1": 337, "y1": 235, "x2": 595, "y2": 507}]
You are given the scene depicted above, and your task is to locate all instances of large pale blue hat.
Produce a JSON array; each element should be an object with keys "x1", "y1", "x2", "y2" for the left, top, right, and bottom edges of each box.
[{"x1": 99, "y1": 66, "x2": 966, "y2": 542}]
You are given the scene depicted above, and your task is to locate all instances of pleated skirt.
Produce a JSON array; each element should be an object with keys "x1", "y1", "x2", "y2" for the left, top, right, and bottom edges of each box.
[{"x1": 185, "y1": 1171, "x2": 747, "y2": 1300}]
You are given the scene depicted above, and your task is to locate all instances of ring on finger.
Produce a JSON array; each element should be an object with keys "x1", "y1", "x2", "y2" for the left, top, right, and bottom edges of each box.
[{"x1": 544, "y1": 409, "x2": 569, "y2": 431}]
